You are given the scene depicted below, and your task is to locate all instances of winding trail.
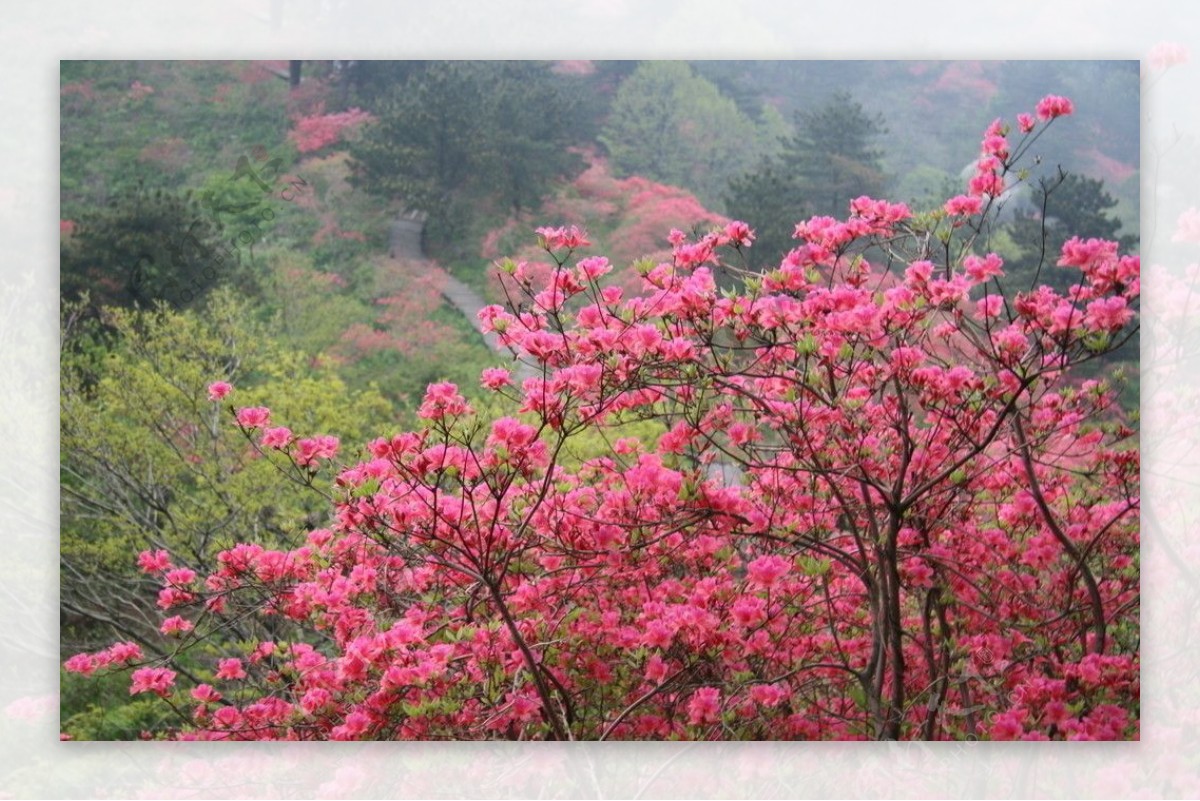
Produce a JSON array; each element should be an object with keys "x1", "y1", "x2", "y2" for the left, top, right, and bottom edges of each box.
[{"x1": 387, "y1": 212, "x2": 534, "y2": 381}]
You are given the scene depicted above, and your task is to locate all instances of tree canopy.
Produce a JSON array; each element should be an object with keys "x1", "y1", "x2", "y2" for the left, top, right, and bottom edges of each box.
[
  {"x1": 599, "y1": 61, "x2": 786, "y2": 212},
  {"x1": 349, "y1": 62, "x2": 584, "y2": 254},
  {"x1": 726, "y1": 92, "x2": 889, "y2": 270}
]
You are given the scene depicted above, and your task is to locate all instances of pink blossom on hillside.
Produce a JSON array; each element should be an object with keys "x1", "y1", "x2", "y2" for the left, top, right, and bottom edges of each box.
[
  {"x1": 128, "y1": 81, "x2": 155, "y2": 102},
  {"x1": 289, "y1": 108, "x2": 374, "y2": 153}
]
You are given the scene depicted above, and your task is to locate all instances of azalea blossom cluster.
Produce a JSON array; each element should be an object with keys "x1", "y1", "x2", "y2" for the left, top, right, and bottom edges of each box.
[
  {"x1": 289, "y1": 107, "x2": 375, "y2": 154},
  {"x1": 65, "y1": 95, "x2": 1138, "y2": 741}
]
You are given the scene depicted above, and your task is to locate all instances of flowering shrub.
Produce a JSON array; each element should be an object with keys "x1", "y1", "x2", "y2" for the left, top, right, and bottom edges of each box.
[
  {"x1": 484, "y1": 156, "x2": 730, "y2": 306},
  {"x1": 65, "y1": 96, "x2": 1139, "y2": 741},
  {"x1": 127, "y1": 81, "x2": 155, "y2": 103},
  {"x1": 290, "y1": 107, "x2": 375, "y2": 154}
]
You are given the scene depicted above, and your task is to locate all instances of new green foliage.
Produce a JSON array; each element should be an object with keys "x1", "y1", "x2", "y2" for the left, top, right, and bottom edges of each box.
[
  {"x1": 60, "y1": 287, "x2": 395, "y2": 657},
  {"x1": 600, "y1": 61, "x2": 786, "y2": 211}
]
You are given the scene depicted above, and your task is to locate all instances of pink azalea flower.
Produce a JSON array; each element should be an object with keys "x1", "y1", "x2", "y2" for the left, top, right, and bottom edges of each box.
[
  {"x1": 687, "y1": 687, "x2": 722, "y2": 725},
  {"x1": 944, "y1": 194, "x2": 983, "y2": 216},
  {"x1": 480, "y1": 367, "x2": 512, "y2": 390},
  {"x1": 746, "y1": 555, "x2": 790, "y2": 588},
  {"x1": 235, "y1": 406, "x2": 271, "y2": 429},
  {"x1": 191, "y1": 684, "x2": 222, "y2": 703},
  {"x1": 295, "y1": 435, "x2": 340, "y2": 467},
  {"x1": 215, "y1": 658, "x2": 247, "y2": 681},
  {"x1": 260, "y1": 426, "x2": 293, "y2": 449},
  {"x1": 1035, "y1": 94, "x2": 1074, "y2": 121},
  {"x1": 129, "y1": 667, "x2": 176, "y2": 697},
  {"x1": 207, "y1": 381, "x2": 233, "y2": 401},
  {"x1": 137, "y1": 549, "x2": 172, "y2": 573}
]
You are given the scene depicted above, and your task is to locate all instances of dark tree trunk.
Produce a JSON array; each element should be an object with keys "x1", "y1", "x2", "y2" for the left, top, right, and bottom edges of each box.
[{"x1": 289, "y1": 60, "x2": 302, "y2": 88}]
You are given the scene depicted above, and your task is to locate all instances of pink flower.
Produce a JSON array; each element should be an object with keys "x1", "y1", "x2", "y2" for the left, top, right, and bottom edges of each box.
[
  {"x1": 260, "y1": 426, "x2": 292, "y2": 449},
  {"x1": 535, "y1": 225, "x2": 590, "y2": 251},
  {"x1": 160, "y1": 615, "x2": 194, "y2": 636},
  {"x1": 289, "y1": 107, "x2": 374, "y2": 153},
  {"x1": 418, "y1": 382, "x2": 471, "y2": 420},
  {"x1": 905, "y1": 559, "x2": 935, "y2": 589},
  {"x1": 1035, "y1": 94, "x2": 1074, "y2": 121},
  {"x1": 1043, "y1": 700, "x2": 1069, "y2": 726},
  {"x1": 295, "y1": 435, "x2": 340, "y2": 467},
  {"x1": 731, "y1": 595, "x2": 767, "y2": 627},
  {"x1": 944, "y1": 195, "x2": 983, "y2": 216},
  {"x1": 480, "y1": 367, "x2": 512, "y2": 390},
  {"x1": 64, "y1": 653, "x2": 99, "y2": 676},
  {"x1": 129, "y1": 667, "x2": 176, "y2": 697},
  {"x1": 165, "y1": 567, "x2": 197, "y2": 586},
  {"x1": 976, "y1": 295, "x2": 1005, "y2": 320},
  {"x1": 128, "y1": 81, "x2": 155, "y2": 101},
  {"x1": 215, "y1": 658, "x2": 247, "y2": 681},
  {"x1": 1084, "y1": 296, "x2": 1134, "y2": 333},
  {"x1": 331, "y1": 709, "x2": 371, "y2": 740},
  {"x1": 644, "y1": 654, "x2": 668, "y2": 684},
  {"x1": 301, "y1": 687, "x2": 333, "y2": 715},
  {"x1": 137, "y1": 549, "x2": 172, "y2": 573},
  {"x1": 191, "y1": 684, "x2": 222, "y2": 703},
  {"x1": 105, "y1": 642, "x2": 142, "y2": 663},
  {"x1": 750, "y1": 683, "x2": 789, "y2": 708},
  {"x1": 207, "y1": 381, "x2": 233, "y2": 401},
  {"x1": 964, "y1": 252, "x2": 1005, "y2": 282},
  {"x1": 687, "y1": 687, "x2": 722, "y2": 725},
  {"x1": 723, "y1": 221, "x2": 755, "y2": 247},
  {"x1": 968, "y1": 162, "x2": 1006, "y2": 197},
  {"x1": 1017, "y1": 113, "x2": 1036, "y2": 133},
  {"x1": 213, "y1": 706, "x2": 241, "y2": 727},
  {"x1": 746, "y1": 555, "x2": 790, "y2": 588},
  {"x1": 577, "y1": 256, "x2": 612, "y2": 280},
  {"x1": 990, "y1": 711, "x2": 1025, "y2": 740},
  {"x1": 980, "y1": 134, "x2": 1009, "y2": 160},
  {"x1": 235, "y1": 406, "x2": 271, "y2": 429},
  {"x1": 157, "y1": 587, "x2": 194, "y2": 609},
  {"x1": 905, "y1": 260, "x2": 933, "y2": 287}
]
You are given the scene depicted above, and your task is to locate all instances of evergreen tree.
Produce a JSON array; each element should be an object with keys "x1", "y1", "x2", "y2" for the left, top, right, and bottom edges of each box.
[
  {"x1": 61, "y1": 184, "x2": 228, "y2": 309},
  {"x1": 782, "y1": 91, "x2": 889, "y2": 219},
  {"x1": 726, "y1": 92, "x2": 890, "y2": 271},
  {"x1": 349, "y1": 62, "x2": 583, "y2": 254},
  {"x1": 1004, "y1": 171, "x2": 1138, "y2": 294}
]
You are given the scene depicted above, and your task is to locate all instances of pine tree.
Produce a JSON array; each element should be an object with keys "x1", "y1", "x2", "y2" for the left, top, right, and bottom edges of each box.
[{"x1": 726, "y1": 92, "x2": 890, "y2": 271}]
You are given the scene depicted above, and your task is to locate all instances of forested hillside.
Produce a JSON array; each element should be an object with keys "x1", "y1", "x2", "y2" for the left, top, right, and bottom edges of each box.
[{"x1": 60, "y1": 60, "x2": 1139, "y2": 741}]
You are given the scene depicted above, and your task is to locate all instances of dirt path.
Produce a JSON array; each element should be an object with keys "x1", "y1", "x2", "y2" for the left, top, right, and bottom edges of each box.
[{"x1": 388, "y1": 212, "x2": 534, "y2": 381}]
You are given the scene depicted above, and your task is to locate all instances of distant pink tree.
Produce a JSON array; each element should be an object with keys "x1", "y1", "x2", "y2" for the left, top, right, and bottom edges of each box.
[{"x1": 290, "y1": 107, "x2": 375, "y2": 154}]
